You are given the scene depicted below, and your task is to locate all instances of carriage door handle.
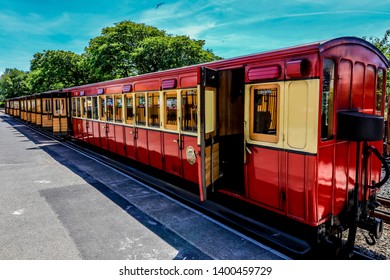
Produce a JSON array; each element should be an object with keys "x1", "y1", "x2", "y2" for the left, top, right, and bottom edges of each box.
[{"x1": 173, "y1": 118, "x2": 183, "y2": 149}]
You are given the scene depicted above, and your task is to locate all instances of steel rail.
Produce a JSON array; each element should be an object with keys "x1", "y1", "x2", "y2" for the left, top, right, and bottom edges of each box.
[{"x1": 377, "y1": 196, "x2": 390, "y2": 208}]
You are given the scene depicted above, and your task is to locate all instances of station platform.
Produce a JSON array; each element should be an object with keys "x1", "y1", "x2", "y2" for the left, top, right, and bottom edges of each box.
[{"x1": 0, "y1": 112, "x2": 287, "y2": 260}]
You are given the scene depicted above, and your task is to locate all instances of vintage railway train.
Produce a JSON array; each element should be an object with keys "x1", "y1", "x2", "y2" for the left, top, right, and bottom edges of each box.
[{"x1": 5, "y1": 37, "x2": 390, "y2": 258}]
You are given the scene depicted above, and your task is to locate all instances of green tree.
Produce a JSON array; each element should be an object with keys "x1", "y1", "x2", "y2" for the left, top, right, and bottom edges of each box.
[
  {"x1": 84, "y1": 21, "x2": 166, "y2": 82},
  {"x1": 132, "y1": 35, "x2": 222, "y2": 74},
  {"x1": 363, "y1": 29, "x2": 390, "y2": 58},
  {"x1": 29, "y1": 50, "x2": 86, "y2": 93},
  {"x1": 363, "y1": 29, "x2": 390, "y2": 90},
  {"x1": 0, "y1": 68, "x2": 30, "y2": 101},
  {"x1": 84, "y1": 20, "x2": 222, "y2": 82}
]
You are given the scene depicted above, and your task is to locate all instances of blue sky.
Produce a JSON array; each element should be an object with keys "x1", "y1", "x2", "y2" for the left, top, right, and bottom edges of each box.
[{"x1": 0, "y1": 0, "x2": 389, "y2": 75}]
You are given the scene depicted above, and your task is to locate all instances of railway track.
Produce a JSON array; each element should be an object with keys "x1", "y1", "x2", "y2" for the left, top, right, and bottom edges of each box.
[
  {"x1": 377, "y1": 196, "x2": 390, "y2": 207},
  {"x1": 375, "y1": 196, "x2": 390, "y2": 224}
]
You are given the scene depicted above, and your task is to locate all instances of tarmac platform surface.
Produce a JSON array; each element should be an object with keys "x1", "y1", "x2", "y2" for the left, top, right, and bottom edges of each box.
[{"x1": 0, "y1": 112, "x2": 287, "y2": 260}]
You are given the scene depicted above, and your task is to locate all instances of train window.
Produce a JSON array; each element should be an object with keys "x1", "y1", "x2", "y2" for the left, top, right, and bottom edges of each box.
[
  {"x1": 136, "y1": 93, "x2": 146, "y2": 125},
  {"x1": 165, "y1": 91, "x2": 178, "y2": 130},
  {"x1": 205, "y1": 87, "x2": 216, "y2": 134},
  {"x1": 86, "y1": 97, "x2": 92, "y2": 119},
  {"x1": 107, "y1": 96, "x2": 114, "y2": 122},
  {"x1": 54, "y1": 99, "x2": 60, "y2": 115},
  {"x1": 114, "y1": 95, "x2": 123, "y2": 123},
  {"x1": 43, "y1": 99, "x2": 52, "y2": 113},
  {"x1": 36, "y1": 99, "x2": 41, "y2": 113},
  {"x1": 92, "y1": 97, "x2": 98, "y2": 120},
  {"x1": 376, "y1": 68, "x2": 384, "y2": 113},
  {"x1": 72, "y1": 98, "x2": 77, "y2": 117},
  {"x1": 321, "y1": 59, "x2": 335, "y2": 140},
  {"x1": 148, "y1": 92, "x2": 160, "y2": 127},
  {"x1": 31, "y1": 99, "x2": 36, "y2": 112},
  {"x1": 99, "y1": 96, "x2": 106, "y2": 120},
  {"x1": 125, "y1": 95, "x2": 134, "y2": 124},
  {"x1": 250, "y1": 85, "x2": 279, "y2": 143},
  {"x1": 54, "y1": 99, "x2": 65, "y2": 116},
  {"x1": 81, "y1": 97, "x2": 87, "y2": 118},
  {"x1": 182, "y1": 89, "x2": 198, "y2": 132},
  {"x1": 76, "y1": 98, "x2": 81, "y2": 117}
]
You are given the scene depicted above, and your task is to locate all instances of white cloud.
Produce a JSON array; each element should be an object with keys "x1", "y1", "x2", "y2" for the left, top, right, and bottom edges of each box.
[
  {"x1": 135, "y1": 0, "x2": 237, "y2": 38},
  {"x1": 0, "y1": 11, "x2": 71, "y2": 35}
]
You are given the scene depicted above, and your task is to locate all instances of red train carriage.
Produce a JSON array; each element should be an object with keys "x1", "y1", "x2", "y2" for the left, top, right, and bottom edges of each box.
[
  {"x1": 5, "y1": 36, "x2": 389, "y2": 257},
  {"x1": 66, "y1": 37, "x2": 389, "y2": 256}
]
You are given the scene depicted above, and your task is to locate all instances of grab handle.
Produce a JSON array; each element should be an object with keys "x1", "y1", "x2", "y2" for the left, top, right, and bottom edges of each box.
[{"x1": 365, "y1": 144, "x2": 390, "y2": 189}]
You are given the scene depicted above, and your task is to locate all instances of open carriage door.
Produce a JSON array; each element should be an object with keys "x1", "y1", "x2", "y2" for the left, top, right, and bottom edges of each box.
[{"x1": 199, "y1": 67, "x2": 219, "y2": 201}]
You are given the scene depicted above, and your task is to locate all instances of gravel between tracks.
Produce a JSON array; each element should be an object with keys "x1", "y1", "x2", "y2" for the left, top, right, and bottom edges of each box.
[{"x1": 354, "y1": 168, "x2": 390, "y2": 259}]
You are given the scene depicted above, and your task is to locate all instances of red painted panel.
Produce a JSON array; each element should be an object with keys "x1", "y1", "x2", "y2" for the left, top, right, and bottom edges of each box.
[
  {"x1": 163, "y1": 132, "x2": 182, "y2": 176},
  {"x1": 351, "y1": 62, "x2": 364, "y2": 109},
  {"x1": 334, "y1": 143, "x2": 349, "y2": 215},
  {"x1": 72, "y1": 119, "x2": 81, "y2": 140},
  {"x1": 86, "y1": 120, "x2": 94, "y2": 144},
  {"x1": 99, "y1": 122, "x2": 108, "y2": 150},
  {"x1": 180, "y1": 75, "x2": 197, "y2": 88},
  {"x1": 134, "y1": 80, "x2": 159, "y2": 92},
  {"x1": 115, "y1": 125, "x2": 125, "y2": 157},
  {"x1": 181, "y1": 136, "x2": 199, "y2": 183},
  {"x1": 317, "y1": 146, "x2": 333, "y2": 221},
  {"x1": 136, "y1": 128, "x2": 149, "y2": 165},
  {"x1": 124, "y1": 126, "x2": 137, "y2": 160},
  {"x1": 247, "y1": 147, "x2": 280, "y2": 210},
  {"x1": 286, "y1": 153, "x2": 305, "y2": 220},
  {"x1": 285, "y1": 154, "x2": 318, "y2": 224},
  {"x1": 105, "y1": 86, "x2": 123, "y2": 94},
  {"x1": 363, "y1": 65, "x2": 375, "y2": 113},
  {"x1": 337, "y1": 59, "x2": 352, "y2": 109},
  {"x1": 148, "y1": 130, "x2": 163, "y2": 170},
  {"x1": 82, "y1": 120, "x2": 89, "y2": 143},
  {"x1": 77, "y1": 119, "x2": 84, "y2": 140},
  {"x1": 107, "y1": 124, "x2": 116, "y2": 153},
  {"x1": 348, "y1": 142, "x2": 358, "y2": 193},
  {"x1": 304, "y1": 156, "x2": 318, "y2": 225},
  {"x1": 91, "y1": 121, "x2": 101, "y2": 147}
]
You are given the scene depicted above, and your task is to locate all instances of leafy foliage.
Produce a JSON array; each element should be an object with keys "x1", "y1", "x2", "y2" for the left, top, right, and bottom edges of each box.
[
  {"x1": 363, "y1": 29, "x2": 390, "y2": 59},
  {"x1": 363, "y1": 29, "x2": 390, "y2": 115},
  {"x1": 363, "y1": 29, "x2": 390, "y2": 86},
  {"x1": 84, "y1": 21, "x2": 167, "y2": 82},
  {"x1": 0, "y1": 68, "x2": 30, "y2": 101},
  {"x1": 29, "y1": 50, "x2": 87, "y2": 93},
  {"x1": 132, "y1": 35, "x2": 222, "y2": 74}
]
